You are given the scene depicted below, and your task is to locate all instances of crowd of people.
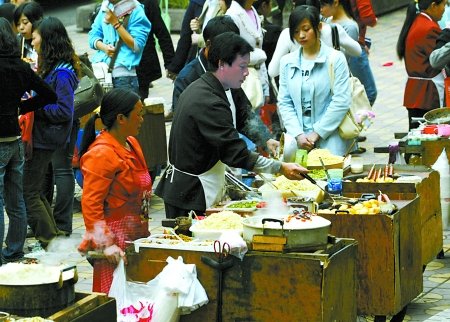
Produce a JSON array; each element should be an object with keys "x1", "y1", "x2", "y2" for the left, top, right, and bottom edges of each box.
[{"x1": 0, "y1": 0, "x2": 448, "y2": 294}]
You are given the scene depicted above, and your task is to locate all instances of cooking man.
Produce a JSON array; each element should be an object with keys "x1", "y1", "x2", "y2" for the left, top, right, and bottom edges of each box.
[{"x1": 156, "y1": 32, "x2": 308, "y2": 218}]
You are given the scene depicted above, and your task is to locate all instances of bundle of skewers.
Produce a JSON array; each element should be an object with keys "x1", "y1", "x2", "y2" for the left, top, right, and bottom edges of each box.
[{"x1": 355, "y1": 164, "x2": 396, "y2": 183}]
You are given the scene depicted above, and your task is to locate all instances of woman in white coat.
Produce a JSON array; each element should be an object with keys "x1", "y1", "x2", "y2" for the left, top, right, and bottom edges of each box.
[
  {"x1": 268, "y1": 0, "x2": 361, "y2": 78},
  {"x1": 278, "y1": 5, "x2": 352, "y2": 156},
  {"x1": 226, "y1": 0, "x2": 269, "y2": 108}
]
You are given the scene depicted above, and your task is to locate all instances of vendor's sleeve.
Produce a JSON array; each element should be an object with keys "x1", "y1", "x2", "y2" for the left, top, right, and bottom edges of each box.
[{"x1": 253, "y1": 155, "x2": 282, "y2": 174}]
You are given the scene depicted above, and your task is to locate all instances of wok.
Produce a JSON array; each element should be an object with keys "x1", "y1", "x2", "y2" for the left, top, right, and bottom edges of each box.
[{"x1": 423, "y1": 108, "x2": 450, "y2": 124}]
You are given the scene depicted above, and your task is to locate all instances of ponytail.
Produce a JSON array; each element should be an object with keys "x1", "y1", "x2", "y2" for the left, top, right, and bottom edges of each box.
[
  {"x1": 396, "y1": 2, "x2": 419, "y2": 60},
  {"x1": 78, "y1": 113, "x2": 100, "y2": 160}
]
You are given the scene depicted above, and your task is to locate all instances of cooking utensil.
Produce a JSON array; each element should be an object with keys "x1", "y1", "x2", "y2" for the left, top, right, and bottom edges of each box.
[
  {"x1": 225, "y1": 172, "x2": 252, "y2": 192},
  {"x1": 0, "y1": 264, "x2": 77, "y2": 317},
  {"x1": 258, "y1": 172, "x2": 278, "y2": 190},
  {"x1": 319, "y1": 157, "x2": 331, "y2": 181},
  {"x1": 242, "y1": 215, "x2": 331, "y2": 251},
  {"x1": 423, "y1": 107, "x2": 450, "y2": 124},
  {"x1": 301, "y1": 173, "x2": 336, "y2": 203},
  {"x1": 201, "y1": 240, "x2": 234, "y2": 322},
  {"x1": 344, "y1": 138, "x2": 358, "y2": 158}
]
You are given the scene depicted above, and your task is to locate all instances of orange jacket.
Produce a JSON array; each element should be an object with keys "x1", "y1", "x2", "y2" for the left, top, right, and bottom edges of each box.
[{"x1": 78, "y1": 131, "x2": 151, "y2": 253}]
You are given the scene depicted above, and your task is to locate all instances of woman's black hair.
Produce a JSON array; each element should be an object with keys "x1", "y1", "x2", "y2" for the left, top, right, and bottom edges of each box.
[
  {"x1": 13, "y1": 1, "x2": 43, "y2": 26},
  {"x1": 0, "y1": 17, "x2": 20, "y2": 55},
  {"x1": 289, "y1": 5, "x2": 321, "y2": 42},
  {"x1": 208, "y1": 32, "x2": 253, "y2": 70},
  {"x1": 397, "y1": 0, "x2": 445, "y2": 60},
  {"x1": 320, "y1": 0, "x2": 356, "y2": 20},
  {"x1": 32, "y1": 17, "x2": 81, "y2": 78},
  {"x1": 79, "y1": 89, "x2": 141, "y2": 160},
  {"x1": 0, "y1": 3, "x2": 16, "y2": 26}
]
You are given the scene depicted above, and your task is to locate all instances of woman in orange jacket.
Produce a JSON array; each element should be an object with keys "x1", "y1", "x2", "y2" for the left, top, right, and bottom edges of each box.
[{"x1": 77, "y1": 88, "x2": 151, "y2": 293}]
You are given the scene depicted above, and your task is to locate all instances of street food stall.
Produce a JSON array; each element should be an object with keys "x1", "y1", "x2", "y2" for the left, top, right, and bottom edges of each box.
[
  {"x1": 126, "y1": 237, "x2": 358, "y2": 322},
  {"x1": 343, "y1": 164, "x2": 443, "y2": 266}
]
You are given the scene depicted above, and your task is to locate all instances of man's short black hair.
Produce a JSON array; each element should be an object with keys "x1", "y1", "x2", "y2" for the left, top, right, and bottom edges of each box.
[
  {"x1": 208, "y1": 32, "x2": 253, "y2": 71},
  {"x1": 203, "y1": 15, "x2": 239, "y2": 43}
]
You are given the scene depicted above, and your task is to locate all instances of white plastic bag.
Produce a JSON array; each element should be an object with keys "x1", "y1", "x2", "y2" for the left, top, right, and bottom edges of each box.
[
  {"x1": 147, "y1": 256, "x2": 208, "y2": 315},
  {"x1": 219, "y1": 230, "x2": 248, "y2": 260},
  {"x1": 109, "y1": 259, "x2": 180, "y2": 322}
]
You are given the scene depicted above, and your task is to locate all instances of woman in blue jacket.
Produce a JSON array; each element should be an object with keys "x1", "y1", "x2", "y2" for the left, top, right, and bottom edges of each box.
[
  {"x1": 277, "y1": 5, "x2": 352, "y2": 156},
  {"x1": 23, "y1": 17, "x2": 80, "y2": 247}
]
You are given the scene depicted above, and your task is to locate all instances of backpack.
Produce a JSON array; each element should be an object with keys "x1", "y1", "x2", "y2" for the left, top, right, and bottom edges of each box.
[{"x1": 328, "y1": 25, "x2": 374, "y2": 140}]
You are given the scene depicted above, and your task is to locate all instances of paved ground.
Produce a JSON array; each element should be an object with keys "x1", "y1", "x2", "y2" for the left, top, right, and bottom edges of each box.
[{"x1": 10, "y1": 7, "x2": 450, "y2": 321}]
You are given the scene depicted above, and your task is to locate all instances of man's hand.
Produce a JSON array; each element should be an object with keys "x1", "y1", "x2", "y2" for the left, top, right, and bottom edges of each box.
[
  {"x1": 266, "y1": 139, "x2": 279, "y2": 156},
  {"x1": 280, "y1": 162, "x2": 308, "y2": 180}
]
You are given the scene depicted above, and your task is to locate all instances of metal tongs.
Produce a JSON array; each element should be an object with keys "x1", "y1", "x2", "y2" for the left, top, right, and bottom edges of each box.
[{"x1": 225, "y1": 171, "x2": 252, "y2": 192}]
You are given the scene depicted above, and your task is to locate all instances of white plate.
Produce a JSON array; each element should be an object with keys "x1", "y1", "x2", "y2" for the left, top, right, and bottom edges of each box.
[
  {"x1": 133, "y1": 236, "x2": 215, "y2": 253},
  {"x1": 223, "y1": 200, "x2": 258, "y2": 212}
]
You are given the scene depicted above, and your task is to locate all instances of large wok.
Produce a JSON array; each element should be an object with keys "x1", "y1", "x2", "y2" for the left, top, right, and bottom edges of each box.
[
  {"x1": 242, "y1": 214, "x2": 331, "y2": 251},
  {"x1": 423, "y1": 108, "x2": 450, "y2": 124},
  {"x1": 0, "y1": 264, "x2": 78, "y2": 317}
]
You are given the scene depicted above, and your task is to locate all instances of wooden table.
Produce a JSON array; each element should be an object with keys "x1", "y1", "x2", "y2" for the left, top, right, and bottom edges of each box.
[
  {"x1": 343, "y1": 165, "x2": 443, "y2": 266},
  {"x1": 127, "y1": 239, "x2": 358, "y2": 322},
  {"x1": 320, "y1": 195, "x2": 422, "y2": 318},
  {"x1": 399, "y1": 137, "x2": 450, "y2": 166}
]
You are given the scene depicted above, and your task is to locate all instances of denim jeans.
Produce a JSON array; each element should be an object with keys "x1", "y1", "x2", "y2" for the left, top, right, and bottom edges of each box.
[
  {"x1": 0, "y1": 139, "x2": 27, "y2": 261},
  {"x1": 51, "y1": 120, "x2": 79, "y2": 234},
  {"x1": 348, "y1": 48, "x2": 378, "y2": 106},
  {"x1": 113, "y1": 76, "x2": 140, "y2": 96},
  {"x1": 23, "y1": 148, "x2": 61, "y2": 246}
]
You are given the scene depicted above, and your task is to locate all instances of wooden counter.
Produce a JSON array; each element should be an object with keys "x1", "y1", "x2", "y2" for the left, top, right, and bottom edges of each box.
[
  {"x1": 320, "y1": 196, "x2": 422, "y2": 316},
  {"x1": 127, "y1": 239, "x2": 358, "y2": 322},
  {"x1": 399, "y1": 137, "x2": 450, "y2": 166},
  {"x1": 343, "y1": 165, "x2": 443, "y2": 266}
]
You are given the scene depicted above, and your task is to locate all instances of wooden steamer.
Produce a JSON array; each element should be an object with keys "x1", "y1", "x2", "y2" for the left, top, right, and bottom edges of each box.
[
  {"x1": 320, "y1": 195, "x2": 422, "y2": 317},
  {"x1": 343, "y1": 164, "x2": 443, "y2": 265},
  {"x1": 126, "y1": 239, "x2": 358, "y2": 322}
]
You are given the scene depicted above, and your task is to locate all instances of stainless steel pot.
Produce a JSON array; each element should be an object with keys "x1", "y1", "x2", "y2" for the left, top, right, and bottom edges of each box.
[
  {"x1": 0, "y1": 265, "x2": 78, "y2": 317},
  {"x1": 242, "y1": 215, "x2": 331, "y2": 251}
]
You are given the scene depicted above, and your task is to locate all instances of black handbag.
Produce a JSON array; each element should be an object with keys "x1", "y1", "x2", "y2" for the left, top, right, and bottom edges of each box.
[{"x1": 74, "y1": 61, "x2": 104, "y2": 119}]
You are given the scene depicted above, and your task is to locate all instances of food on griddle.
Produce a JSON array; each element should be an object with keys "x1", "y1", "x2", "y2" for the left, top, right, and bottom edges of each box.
[{"x1": 307, "y1": 149, "x2": 344, "y2": 167}]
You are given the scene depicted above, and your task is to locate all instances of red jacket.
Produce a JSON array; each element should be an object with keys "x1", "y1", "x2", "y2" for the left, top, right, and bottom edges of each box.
[
  {"x1": 78, "y1": 131, "x2": 151, "y2": 253},
  {"x1": 350, "y1": 0, "x2": 377, "y2": 44},
  {"x1": 403, "y1": 13, "x2": 442, "y2": 110}
]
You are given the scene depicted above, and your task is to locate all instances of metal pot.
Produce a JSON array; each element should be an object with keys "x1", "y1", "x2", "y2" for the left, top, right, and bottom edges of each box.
[
  {"x1": 423, "y1": 108, "x2": 450, "y2": 124},
  {"x1": 0, "y1": 265, "x2": 78, "y2": 317},
  {"x1": 242, "y1": 215, "x2": 331, "y2": 251}
]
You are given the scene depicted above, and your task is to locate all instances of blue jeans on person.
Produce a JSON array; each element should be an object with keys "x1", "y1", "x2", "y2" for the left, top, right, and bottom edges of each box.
[
  {"x1": 113, "y1": 76, "x2": 139, "y2": 96},
  {"x1": 51, "y1": 120, "x2": 80, "y2": 234},
  {"x1": 348, "y1": 48, "x2": 377, "y2": 106},
  {"x1": 0, "y1": 139, "x2": 27, "y2": 262}
]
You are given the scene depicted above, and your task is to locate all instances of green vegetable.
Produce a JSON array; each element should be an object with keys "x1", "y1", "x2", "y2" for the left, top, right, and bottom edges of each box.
[
  {"x1": 227, "y1": 201, "x2": 259, "y2": 208},
  {"x1": 308, "y1": 169, "x2": 326, "y2": 180}
]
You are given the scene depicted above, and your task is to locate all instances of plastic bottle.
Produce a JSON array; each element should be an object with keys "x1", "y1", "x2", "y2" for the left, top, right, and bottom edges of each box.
[{"x1": 432, "y1": 148, "x2": 450, "y2": 230}]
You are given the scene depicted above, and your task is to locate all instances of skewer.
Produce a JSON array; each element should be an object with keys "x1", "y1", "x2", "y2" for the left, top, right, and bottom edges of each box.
[{"x1": 21, "y1": 37, "x2": 25, "y2": 60}]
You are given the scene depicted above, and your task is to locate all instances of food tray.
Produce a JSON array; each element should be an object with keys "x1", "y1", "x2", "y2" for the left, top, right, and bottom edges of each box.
[
  {"x1": 307, "y1": 161, "x2": 344, "y2": 170},
  {"x1": 189, "y1": 224, "x2": 243, "y2": 240},
  {"x1": 132, "y1": 236, "x2": 215, "y2": 253},
  {"x1": 223, "y1": 200, "x2": 258, "y2": 212}
]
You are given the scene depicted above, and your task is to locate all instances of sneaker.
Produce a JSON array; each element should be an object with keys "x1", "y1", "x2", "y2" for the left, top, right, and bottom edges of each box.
[
  {"x1": 357, "y1": 136, "x2": 367, "y2": 142},
  {"x1": 350, "y1": 147, "x2": 367, "y2": 155}
]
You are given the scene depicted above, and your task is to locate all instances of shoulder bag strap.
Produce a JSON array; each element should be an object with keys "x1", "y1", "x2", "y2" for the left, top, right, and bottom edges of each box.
[
  {"x1": 331, "y1": 24, "x2": 340, "y2": 51},
  {"x1": 108, "y1": 14, "x2": 131, "y2": 73}
]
